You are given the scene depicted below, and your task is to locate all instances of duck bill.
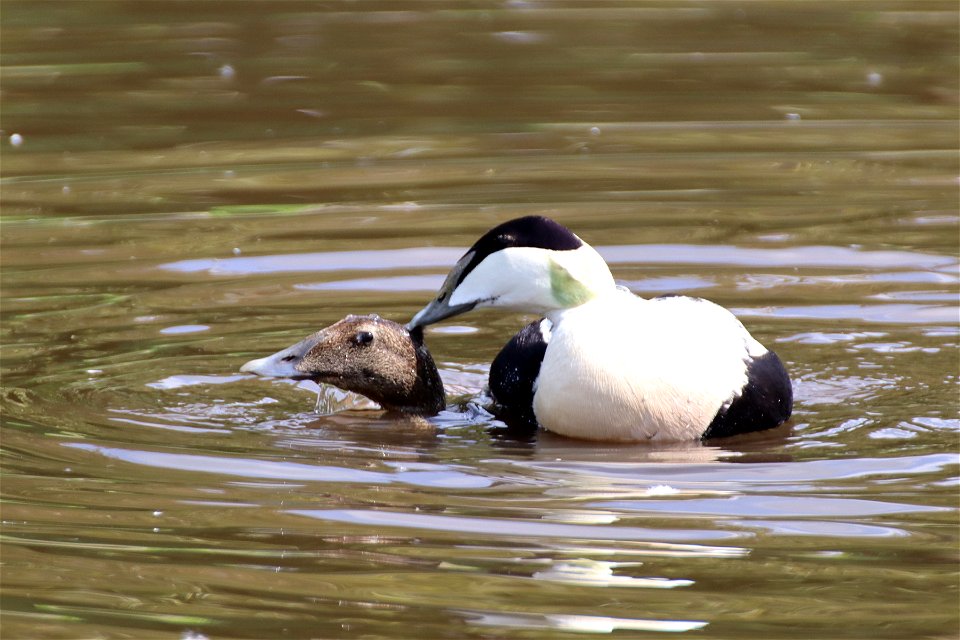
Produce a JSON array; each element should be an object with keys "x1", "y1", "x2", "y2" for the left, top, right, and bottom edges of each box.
[
  {"x1": 239, "y1": 332, "x2": 322, "y2": 379},
  {"x1": 407, "y1": 297, "x2": 476, "y2": 330},
  {"x1": 406, "y1": 251, "x2": 479, "y2": 329}
]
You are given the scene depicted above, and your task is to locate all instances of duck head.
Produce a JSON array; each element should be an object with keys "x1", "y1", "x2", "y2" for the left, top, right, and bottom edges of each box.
[
  {"x1": 240, "y1": 314, "x2": 445, "y2": 415},
  {"x1": 408, "y1": 216, "x2": 616, "y2": 329}
]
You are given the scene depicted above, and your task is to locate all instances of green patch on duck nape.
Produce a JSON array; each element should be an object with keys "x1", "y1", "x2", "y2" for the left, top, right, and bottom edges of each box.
[{"x1": 549, "y1": 258, "x2": 594, "y2": 307}]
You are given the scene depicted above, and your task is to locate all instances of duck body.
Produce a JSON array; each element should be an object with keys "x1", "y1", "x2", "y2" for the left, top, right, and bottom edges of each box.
[
  {"x1": 411, "y1": 216, "x2": 793, "y2": 442},
  {"x1": 531, "y1": 291, "x2": 789, "y2": 441}
]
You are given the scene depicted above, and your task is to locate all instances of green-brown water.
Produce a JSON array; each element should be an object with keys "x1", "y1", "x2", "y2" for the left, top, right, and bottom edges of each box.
[{"x1": 2, "y1": 2, "x2": 958, "y2": 639}]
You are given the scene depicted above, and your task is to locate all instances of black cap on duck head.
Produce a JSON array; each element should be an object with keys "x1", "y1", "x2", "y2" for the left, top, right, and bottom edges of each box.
[
  {"x1": 454, "y1": 216, "x2": 583, "y2": 289},
  {"x1": 241, "y1": 315, "x2": 444, "y2": 415},
  {"x1": 407, "y1": 216, "x2": 589, "y2": 329}
]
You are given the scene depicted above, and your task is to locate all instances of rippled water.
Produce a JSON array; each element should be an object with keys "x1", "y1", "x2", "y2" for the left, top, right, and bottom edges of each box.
[{"x1": 2, "y1": 2, "x2": 958, "y2": 639}]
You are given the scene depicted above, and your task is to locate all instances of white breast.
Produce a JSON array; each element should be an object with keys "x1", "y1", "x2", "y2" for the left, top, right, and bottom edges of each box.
[{"x1": 532, "y1": 291, "x2": 765, "y2": 441}]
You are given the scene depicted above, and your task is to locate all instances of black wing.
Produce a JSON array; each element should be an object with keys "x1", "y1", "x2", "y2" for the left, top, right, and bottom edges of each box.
[
  {"x1": 702, "y1": 350, "x2": 793, "y2": 439},
  {"x1": 488, "y1": 319, "x2": 551, "y2": 433}
]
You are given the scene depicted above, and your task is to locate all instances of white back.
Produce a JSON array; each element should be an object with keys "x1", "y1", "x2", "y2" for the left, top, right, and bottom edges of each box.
[{"x1": 535, "y1": 291, "x2": 766, "y2": 441}]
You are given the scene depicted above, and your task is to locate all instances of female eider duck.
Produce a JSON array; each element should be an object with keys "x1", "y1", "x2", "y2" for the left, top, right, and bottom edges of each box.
[
  {"x1": 408, "y1": 216, "x2": 793, "y2": 442},
  {"x1": 240, "y1": 315, "x2": 444, "y2": 416}
]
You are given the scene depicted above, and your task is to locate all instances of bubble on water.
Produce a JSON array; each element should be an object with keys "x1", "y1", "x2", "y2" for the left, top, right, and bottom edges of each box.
[
  {"x1": 232, "y1": 247, "x2": 241, "y2": 256},
  {"x1": 589, "y1": 126, "x2": 601, "y2": 137},
  {"x1": 644, "y1": 485, "x2": 680, "y2": 496},
  {"x1": 785, "y1": 112, "x2": 801, "y2": 121},
  {"x1": 866, "y1": 71, "x2": 883, "y2": 87},
  {"x1": 493, "y1": 30, "x2": 543, "y2": 44},
  {"x1": 430, "y1": 325, "x2": 479, "y2": 335},
  {"x1": 160, "y1": 325, "x2": 209, "y2": 335},
  {"x1": 9, "y1": 133, "x2": 23, "y2": 147},
  {"x1": 218, "y1": 64, "x2": 235, "y2": 80}
]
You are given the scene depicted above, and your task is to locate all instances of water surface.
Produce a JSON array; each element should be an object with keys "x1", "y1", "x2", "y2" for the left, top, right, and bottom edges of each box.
[{"x1": 2, "y1": 2, "x2": 958, "y2": 639}]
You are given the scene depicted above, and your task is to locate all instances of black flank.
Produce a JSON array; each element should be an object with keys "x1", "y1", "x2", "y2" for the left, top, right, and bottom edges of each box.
[
  {"x1": 456, "y1": 216, "x2": 583, "y2": 287},
  {"x1": 488, "y1": 319, "x2": 550, "y2": 432},
  {"x1": 702, "y1": 350, "x2": 793, "y2": 439}
]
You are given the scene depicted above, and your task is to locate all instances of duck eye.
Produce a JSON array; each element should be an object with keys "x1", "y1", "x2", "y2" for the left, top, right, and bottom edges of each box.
[{"x1": 353, "y1": 331, "x2": 374, "y2": 346}]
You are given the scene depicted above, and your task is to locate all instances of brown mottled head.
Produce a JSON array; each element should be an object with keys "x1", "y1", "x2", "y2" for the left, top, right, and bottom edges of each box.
[{"x1": 241, "y1": 315, "x2": 444, "y2": 415}]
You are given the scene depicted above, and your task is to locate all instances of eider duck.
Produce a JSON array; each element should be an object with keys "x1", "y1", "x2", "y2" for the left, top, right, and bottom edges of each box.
[
  {"x1": 408, "y1": 216, "x2": 793, "y2": 442},
  {"x1": 240, "y1": 315, "x2": 444, "y2": 415}
]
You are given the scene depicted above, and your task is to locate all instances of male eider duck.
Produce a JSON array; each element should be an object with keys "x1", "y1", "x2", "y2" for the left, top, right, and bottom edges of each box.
[
  {"x1": 240, "y1": 315, "x2": 444, "y2": 415},
  {"x1": 407, "y1": 216, "x2": 793, "y2": 442}
]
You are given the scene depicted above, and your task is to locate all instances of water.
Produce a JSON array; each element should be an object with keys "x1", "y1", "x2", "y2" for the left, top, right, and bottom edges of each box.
[{"x1": 2, "y1": 2, "x2": 958, "y2": 638}]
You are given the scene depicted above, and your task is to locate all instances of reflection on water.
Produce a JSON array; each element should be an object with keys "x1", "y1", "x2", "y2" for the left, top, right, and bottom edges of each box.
[
  {"x1": 2, "y1": 1, "x2": 958, "y2": 639},
  {"x1": 291, "y1": 509, "x2": 744, "y2": 542},
  {"x1": 465, "y1": 611, "x2": 709, "y2": 634}
]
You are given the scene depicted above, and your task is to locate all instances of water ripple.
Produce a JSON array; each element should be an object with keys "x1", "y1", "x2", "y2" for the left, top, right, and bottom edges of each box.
[
  {"x1": 64, "y1": 443, "x2": 492, "y2": 489},
  {"x1": 159, "y1": 243, "x2": 955, "y2": 276},
  {"x1": 290, "y1": 508, "x2": 745, "y2": 542},
  {"x1": 515, "y1": 453, "x2": 959, "y2": 490},
  {"x1": 594, "y1": 495, "x2": 945, "y2": 517}
]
